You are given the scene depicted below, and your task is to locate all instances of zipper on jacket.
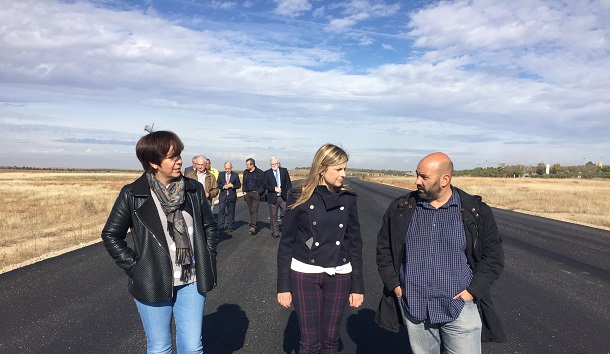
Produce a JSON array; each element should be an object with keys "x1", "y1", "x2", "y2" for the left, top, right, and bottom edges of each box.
[
  {"x1": 190, "y1": 195, "x2": 217, "y2": 286},
  {"x1": 134, "y1": 211, "x2": 175, "y2": 299}
]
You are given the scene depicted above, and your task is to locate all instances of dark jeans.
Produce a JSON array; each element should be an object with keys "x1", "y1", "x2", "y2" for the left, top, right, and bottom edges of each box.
[
  {"x1": 218, "y1": 199, "x2": 236, "y2": 230},
  {"x1": 244, "y1": 191, "x2": 260, "y2": 229}
]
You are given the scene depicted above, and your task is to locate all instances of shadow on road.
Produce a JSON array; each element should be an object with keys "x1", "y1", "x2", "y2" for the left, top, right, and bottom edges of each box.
[
  {"x1": 281, "y1": 311, "x2": 344, "y2": 354},
  {"x1": 282, "y1": 311, "x2": 300, "y2": 354},
  {"x1": 202, "y1": 303, "x2": 249, "y2": 353},
  {"x1": 345, "y1": 308, "x2": 411, "y2": 354}
]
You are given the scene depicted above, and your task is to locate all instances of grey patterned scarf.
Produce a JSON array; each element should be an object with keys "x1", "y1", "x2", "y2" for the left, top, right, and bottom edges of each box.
[{"x1": 147, "y1": 173, "x2": 194, "y2": 282}]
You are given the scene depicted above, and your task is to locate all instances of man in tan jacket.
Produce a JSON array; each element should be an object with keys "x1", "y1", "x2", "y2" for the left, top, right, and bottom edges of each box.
[{"x1": 186, "y1": 155, "x2": 220, "y2": 209}]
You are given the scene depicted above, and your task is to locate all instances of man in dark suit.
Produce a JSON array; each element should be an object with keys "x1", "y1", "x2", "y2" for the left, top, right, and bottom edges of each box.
[
  {"x1": 217, "y1": 161, "x2": 241, "y2": 232},
  {"x1": 263, "y1": 157, "x2": 292, "y2": 239},
  {"x1": 184, "y1": 156, "x2": 196, "y2": 175}
]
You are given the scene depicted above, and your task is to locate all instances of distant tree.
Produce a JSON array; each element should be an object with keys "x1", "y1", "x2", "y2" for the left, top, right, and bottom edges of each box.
[
  {"x1": 535, "y1": 163, "x2": 546, "y2": 175},
  {"x1": 551, "y1": 163, "x2": 562, "y2": 174}
]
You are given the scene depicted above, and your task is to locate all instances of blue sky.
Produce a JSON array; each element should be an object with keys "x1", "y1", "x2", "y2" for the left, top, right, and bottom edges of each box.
[{"x1": 0, "y1": 0, "x2": 609, "y2": 171}]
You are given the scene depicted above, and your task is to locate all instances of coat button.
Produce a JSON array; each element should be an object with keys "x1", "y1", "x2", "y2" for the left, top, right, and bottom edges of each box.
[
  {"x1": 315, "y1": 242, "x2": 320, "y2": 247},
  {"x1": 311, "y1": 259, "x2": 315, "y2": 263},
  {"x1": 336, "y1": 241, "x2": 340, "y2": 245},
  {"x1": 310, "y1": 205, "x2": 315, "y2": 209},
  {"x1": 340, "y1": 206, "x2": 345, "y2": 210},
  {"x1": 339, "y1": 223, "x2": 344, "y2": 228},
  {"x1": 342, "y1": 258, "x2": 346, "y2": 262},
  {"x1": 313, "y1": 221, "x2": 317, "y2": 225}
]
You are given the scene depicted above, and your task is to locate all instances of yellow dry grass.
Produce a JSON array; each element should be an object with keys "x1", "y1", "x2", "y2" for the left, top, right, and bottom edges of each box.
[
  {"x1": 364, "y1": 175, "x2": 610, "y2": 229},
  {"x1": 0, "y1": 171, "x2": 141, "y2": 272}
]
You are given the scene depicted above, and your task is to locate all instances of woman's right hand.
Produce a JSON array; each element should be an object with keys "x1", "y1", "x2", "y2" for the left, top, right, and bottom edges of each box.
[{"x1": 277, "y1": 292, "x2": 292, "y2": 308}]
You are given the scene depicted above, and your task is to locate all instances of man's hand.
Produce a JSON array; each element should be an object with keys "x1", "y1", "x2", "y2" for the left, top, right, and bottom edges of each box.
[
  {"x1": 453, "y1": 289, "x2": 474, "y2": 301},
  {"x1": 393, "y1": 286, "x2": 402, "y2": 297}
]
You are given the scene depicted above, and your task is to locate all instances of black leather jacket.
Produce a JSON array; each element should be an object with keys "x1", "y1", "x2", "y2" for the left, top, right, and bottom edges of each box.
[{"x1": 101, "y1": 173, "x2": 218, "y2": 303}]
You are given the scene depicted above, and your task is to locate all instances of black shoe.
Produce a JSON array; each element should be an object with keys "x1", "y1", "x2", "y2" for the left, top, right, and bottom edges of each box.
[{"x1": 271, "y1": 233, "x2": 280, "y2": 239}]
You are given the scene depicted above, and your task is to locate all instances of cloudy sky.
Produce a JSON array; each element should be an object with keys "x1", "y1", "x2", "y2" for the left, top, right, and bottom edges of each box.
[{"x1": 0, "y1": 0, "x2": 608, "y2": 171}]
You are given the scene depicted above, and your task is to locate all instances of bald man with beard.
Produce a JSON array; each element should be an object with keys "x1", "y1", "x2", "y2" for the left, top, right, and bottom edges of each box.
[{"x1": 376, "y1": 152, "x2": 505, "y2": 353}]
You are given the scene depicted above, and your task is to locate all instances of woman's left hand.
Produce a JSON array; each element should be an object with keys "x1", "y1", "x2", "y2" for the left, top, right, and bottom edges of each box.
[{"x1": 349, "y1": 293, "x2": 364, "y2": 308}]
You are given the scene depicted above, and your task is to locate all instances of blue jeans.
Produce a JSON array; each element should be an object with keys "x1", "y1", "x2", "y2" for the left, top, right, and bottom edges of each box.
[
  {"x1": 398, "y1": 297, "x2": 482, "y2": 354},
  {"x1": 134, "y1": 282, "x2": 207, "y2": 354}
]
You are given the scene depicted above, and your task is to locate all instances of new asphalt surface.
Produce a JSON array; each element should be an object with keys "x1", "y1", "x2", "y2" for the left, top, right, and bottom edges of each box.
[{"x1": 0, "y1": 178, "x2": 608, "y2": 353}]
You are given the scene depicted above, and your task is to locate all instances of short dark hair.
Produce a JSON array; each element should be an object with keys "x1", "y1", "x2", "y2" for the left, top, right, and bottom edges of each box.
[
  {"x1": 136, "y1": 131, "x2": 184, "y2": 173},
  {"x1": 246, "y1": 158, "x2": 255, "y2": 166}
]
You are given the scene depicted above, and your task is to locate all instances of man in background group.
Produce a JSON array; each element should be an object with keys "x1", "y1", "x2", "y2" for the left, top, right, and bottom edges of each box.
[
  {"x1": 242, "y1": 158, "x2": 265, "y2": 235},
  {"x1": 263, "y1": 157, "x2": 292, "y2": 239},
  {"x1": 206, "y1": 159, "x2": 219, "y2": 213},
  {"x1": 217, "y1": 161, "x2": 241, "y2": 233},
  {"x1": 184, "y1": 156, "x2": 196, "y2": 175},
  {"x1": 186, "y1": 155, "x2": 219, "y2": 211}
]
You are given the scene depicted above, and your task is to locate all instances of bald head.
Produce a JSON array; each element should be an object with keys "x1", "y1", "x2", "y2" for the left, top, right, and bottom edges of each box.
[
  {"x1": 418, "y1": 152, "x2": 453, "y2": 178},
  {"x1": 415, "y1": 152, "x2": 454, "y2": 206}
]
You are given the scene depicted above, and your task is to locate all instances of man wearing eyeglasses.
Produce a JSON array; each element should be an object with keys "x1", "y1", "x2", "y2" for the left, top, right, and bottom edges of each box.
[{"x1": 263, "y1": 157, "x2": 292, "y2": 239}]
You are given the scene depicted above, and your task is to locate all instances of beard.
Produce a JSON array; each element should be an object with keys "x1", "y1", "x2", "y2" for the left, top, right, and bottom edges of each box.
[{"x1": 417, "y1": 179, "x2": 442, "y2": 201}]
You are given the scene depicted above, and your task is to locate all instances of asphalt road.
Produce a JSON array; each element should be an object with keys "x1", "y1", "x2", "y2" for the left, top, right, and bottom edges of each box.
[{"x1": 0, "y1": 178, "x2": 608, "y2": 354}]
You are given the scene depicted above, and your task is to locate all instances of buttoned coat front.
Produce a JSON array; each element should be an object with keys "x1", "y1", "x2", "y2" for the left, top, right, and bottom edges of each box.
[{"x1": 277, "y1": 186, "x2": 364, "y2": 295}]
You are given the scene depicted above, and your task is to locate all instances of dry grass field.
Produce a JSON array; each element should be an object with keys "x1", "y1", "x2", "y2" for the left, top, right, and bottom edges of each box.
[
  {"x1": 363, "y1": 175, "x2": 610, "y2": 229},
  {"x1": 0, "y1": 171, "x2": 141, "y2": 273},
  {"x1": 0, "y1": 171, "x2": 608, "y2": 273}
]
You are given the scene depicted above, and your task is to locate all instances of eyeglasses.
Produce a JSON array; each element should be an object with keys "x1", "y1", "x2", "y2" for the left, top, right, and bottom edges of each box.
[{"x1": 165, "y1": 155, "x2": 182, "y2": 162}]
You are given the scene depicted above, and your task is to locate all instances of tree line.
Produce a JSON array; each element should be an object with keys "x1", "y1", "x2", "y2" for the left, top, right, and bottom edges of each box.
[{"x1": 453, "y1": 162, "x2": 610, "y2": 179}]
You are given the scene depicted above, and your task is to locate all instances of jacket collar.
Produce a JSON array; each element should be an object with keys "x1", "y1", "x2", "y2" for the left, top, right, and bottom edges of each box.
[
  {"x1": 131, "y1": 173, "x2": 197, "y2": 197},
  {"x1": 315, "y1": 185, "x2": 355, "y2": 210}
]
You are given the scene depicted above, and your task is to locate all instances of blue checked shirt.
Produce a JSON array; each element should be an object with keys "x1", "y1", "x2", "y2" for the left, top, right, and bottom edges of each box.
[{"x1": 400, "y1": 189, "x2": 472, "y2": 324}]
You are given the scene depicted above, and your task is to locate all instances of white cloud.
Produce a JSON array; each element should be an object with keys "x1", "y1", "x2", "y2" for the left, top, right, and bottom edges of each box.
[
  {"x1": 325, "y1": 0, "x2": 401, "y2": 32},
  {"x1": 273, "y1": 0, "x2": 312, "y2": 17},
  {"x1": 210, "y1": 1, "x2": 237, "y2": 10}
]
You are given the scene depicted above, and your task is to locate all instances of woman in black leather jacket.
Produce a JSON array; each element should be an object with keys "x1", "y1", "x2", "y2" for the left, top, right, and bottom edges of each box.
[{"x1": 101, "y1": 130, "x2": 218, "y2": 354}]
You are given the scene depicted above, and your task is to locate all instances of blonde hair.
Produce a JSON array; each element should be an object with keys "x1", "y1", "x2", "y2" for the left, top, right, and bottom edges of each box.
[{"x1": 290, "y1": 144, "x2": 349, "y2": 209}]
